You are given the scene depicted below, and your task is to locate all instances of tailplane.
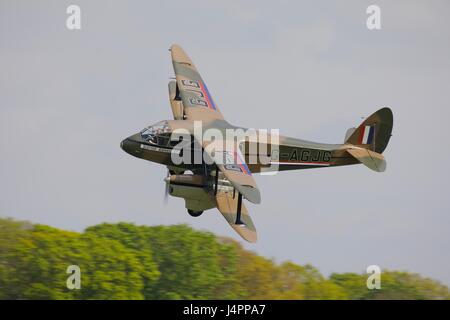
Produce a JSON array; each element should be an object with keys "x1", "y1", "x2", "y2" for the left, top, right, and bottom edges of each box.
[{"x1": 347, "y1": 147, "x2": 386, "y2": 172}]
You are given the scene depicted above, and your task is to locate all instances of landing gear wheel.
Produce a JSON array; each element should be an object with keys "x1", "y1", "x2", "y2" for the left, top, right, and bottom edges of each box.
[{"x1": 187, "y1": 209, "x2": 203, "y2": 217}]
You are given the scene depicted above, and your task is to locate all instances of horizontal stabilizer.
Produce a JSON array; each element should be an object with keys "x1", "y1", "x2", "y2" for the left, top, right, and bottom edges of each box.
[{"x1": 347, "y1": 148, "x2": 386, "y2": 172}]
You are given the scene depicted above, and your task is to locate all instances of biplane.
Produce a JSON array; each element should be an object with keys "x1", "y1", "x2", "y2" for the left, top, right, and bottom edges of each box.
[{"x1": 121, "y1": 44, "x2": 393, "y2": 242}]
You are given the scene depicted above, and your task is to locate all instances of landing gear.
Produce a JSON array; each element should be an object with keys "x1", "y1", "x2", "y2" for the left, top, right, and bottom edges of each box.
[{"x1": 187, "y1": 209, "x2": 203, "y2": 217}]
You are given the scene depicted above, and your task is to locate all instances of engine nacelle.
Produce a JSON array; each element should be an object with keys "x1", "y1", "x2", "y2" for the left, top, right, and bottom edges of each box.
[{"x1": 165, "y1": 174, "x2": 215, "y2": 211}]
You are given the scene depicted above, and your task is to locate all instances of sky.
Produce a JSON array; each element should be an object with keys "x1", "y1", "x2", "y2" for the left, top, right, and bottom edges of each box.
[{"x1": 1, "y1": 0, "x2": 450, "y2": 286}]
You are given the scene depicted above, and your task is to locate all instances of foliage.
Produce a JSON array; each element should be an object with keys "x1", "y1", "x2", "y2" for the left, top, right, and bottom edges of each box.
[
  {"x1": 0, "y1": 218, "x2": 448, "y2": 300},
  {"x1": 330, "y1": 271, "x2": 450, "y2": 300}
]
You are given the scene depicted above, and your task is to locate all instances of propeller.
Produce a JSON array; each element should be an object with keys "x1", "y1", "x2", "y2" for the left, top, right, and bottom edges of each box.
[{"x1": 164, "y1": 170, "x2": 170, "y2": 205}]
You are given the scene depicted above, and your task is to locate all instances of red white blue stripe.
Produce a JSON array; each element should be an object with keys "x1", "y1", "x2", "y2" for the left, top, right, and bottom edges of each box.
[
  {"x1": 233, "y1": 150, "x2": 252, "y2": 175},
  {"x1": 199, "y1": 81, "x2": 217, "y2": 111},
  {"x1": 359, "y1": 125, "x2": 375, "y2": 144},
  {"x1": 270, "y1": 161, "x2": 332, "y2": 166}
]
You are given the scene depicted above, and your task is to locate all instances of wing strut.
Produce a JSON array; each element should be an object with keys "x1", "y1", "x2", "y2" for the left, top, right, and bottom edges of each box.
[
  {"x1": 214, "y1": 166, "x2": 219, "y2": 195},
  {"x1": 214, "y1": 188, "x2": 257, "y2": 243},
  {"x1": 236, "y1": 193, "x2": 243, "y2": 225}
]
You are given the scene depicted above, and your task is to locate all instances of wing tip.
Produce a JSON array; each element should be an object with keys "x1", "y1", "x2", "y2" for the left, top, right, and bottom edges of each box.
[
  {"x1": 170, "y1": 44, "x2": 193, "y2": 65},
  {"x1": 232, "y1": 224, "x2": 257, "y2": 243}
]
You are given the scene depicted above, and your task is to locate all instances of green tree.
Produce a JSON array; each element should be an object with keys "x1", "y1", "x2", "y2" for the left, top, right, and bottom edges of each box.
[
  {"x1": 142, "y1": 225, "x2": 237, "y2": 299},
  {"x1": 0, "y1": 219, "x2": 153, "y2": 299},
  {"x1": 1, "y1": 218, "x2": 449, "y2": 300},
  {"x1": 87, "y1": 223, "x2": 238, "y2": 299},
  {"x1": 84, "y1": 223, "x2": 160, "y2": 298},
  {"x1": 230, "y1": 241, "x2": 282, "y2": 299},
  {"x1": 331, "y1": 271, "x2": 450, "y2": 300},
  {"x1": 78, "y1": 232, "x2": 148, "y2": 299}
]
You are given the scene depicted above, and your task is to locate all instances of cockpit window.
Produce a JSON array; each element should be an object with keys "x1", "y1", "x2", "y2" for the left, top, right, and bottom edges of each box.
[{"x1": 140, "y1": 121, "x2": 172, "y2": 145}]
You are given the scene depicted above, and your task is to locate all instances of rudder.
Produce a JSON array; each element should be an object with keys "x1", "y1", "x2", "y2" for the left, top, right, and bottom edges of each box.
[{"x1": 345, "y1": 107, "x2": 393, "y2": 154}]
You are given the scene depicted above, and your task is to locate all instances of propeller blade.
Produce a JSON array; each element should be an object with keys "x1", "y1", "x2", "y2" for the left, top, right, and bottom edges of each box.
[{"x1": 164, "y1": 170, "x2": 170, "y2": 205}]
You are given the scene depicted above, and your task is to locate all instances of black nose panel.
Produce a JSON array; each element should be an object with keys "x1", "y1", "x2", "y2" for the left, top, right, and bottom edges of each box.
[
  {"x1": 121, "y1": 133, "x2": 145, "y2": 157},
  {"x1": 121, "y1": 138, "x2": 137, "y2": 155}
]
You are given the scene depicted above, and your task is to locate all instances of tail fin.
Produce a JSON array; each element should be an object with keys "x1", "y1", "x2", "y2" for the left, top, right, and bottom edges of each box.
[
  {"x1": 345, "y1": 107, "x2": 393, "y2": 172},
  {"x1": 345, "y1": 107, "x2": 393, "y2": 153}
]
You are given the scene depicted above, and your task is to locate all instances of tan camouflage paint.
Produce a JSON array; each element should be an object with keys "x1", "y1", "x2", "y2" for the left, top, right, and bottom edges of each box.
[{"x1": 121, "y1": 44, "x2": 394, "y2": 242}]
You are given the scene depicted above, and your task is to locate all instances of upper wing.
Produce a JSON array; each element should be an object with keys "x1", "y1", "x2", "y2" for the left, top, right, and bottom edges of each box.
[
  {"x1": 203, "y1": 139, "x2": 261, "y2": 204},
  {"x1": 170, "y1": 44, "x2": 224, "y2": 121},
  {"x1": 215, "y1": 187, "x2": 257, "y2": 243}
]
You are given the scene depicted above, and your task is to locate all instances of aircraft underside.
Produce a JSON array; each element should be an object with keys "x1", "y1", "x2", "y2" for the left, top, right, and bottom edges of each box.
[{"x1": 121, "y1": 44, "x2": 393, "y2": 242}]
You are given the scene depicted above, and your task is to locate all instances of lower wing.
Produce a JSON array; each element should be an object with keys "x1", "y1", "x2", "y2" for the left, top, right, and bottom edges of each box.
[{"x1": 213, "y1": 185, "x2": 257, "y2": 243}]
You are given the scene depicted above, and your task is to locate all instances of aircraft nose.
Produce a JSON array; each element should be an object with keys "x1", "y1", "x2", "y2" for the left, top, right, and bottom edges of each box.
[
  {"x1": 121, "y1": 133, "x2": 144, "y2": 157},
  {"x1": 120, "y1": 138, "x2": 135, "y2": 155}
]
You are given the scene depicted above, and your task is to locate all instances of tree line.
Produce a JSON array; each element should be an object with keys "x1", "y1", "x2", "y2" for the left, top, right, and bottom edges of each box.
[{"x1": 0, "y1": 218, "x2": 448, "y2": 300}]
